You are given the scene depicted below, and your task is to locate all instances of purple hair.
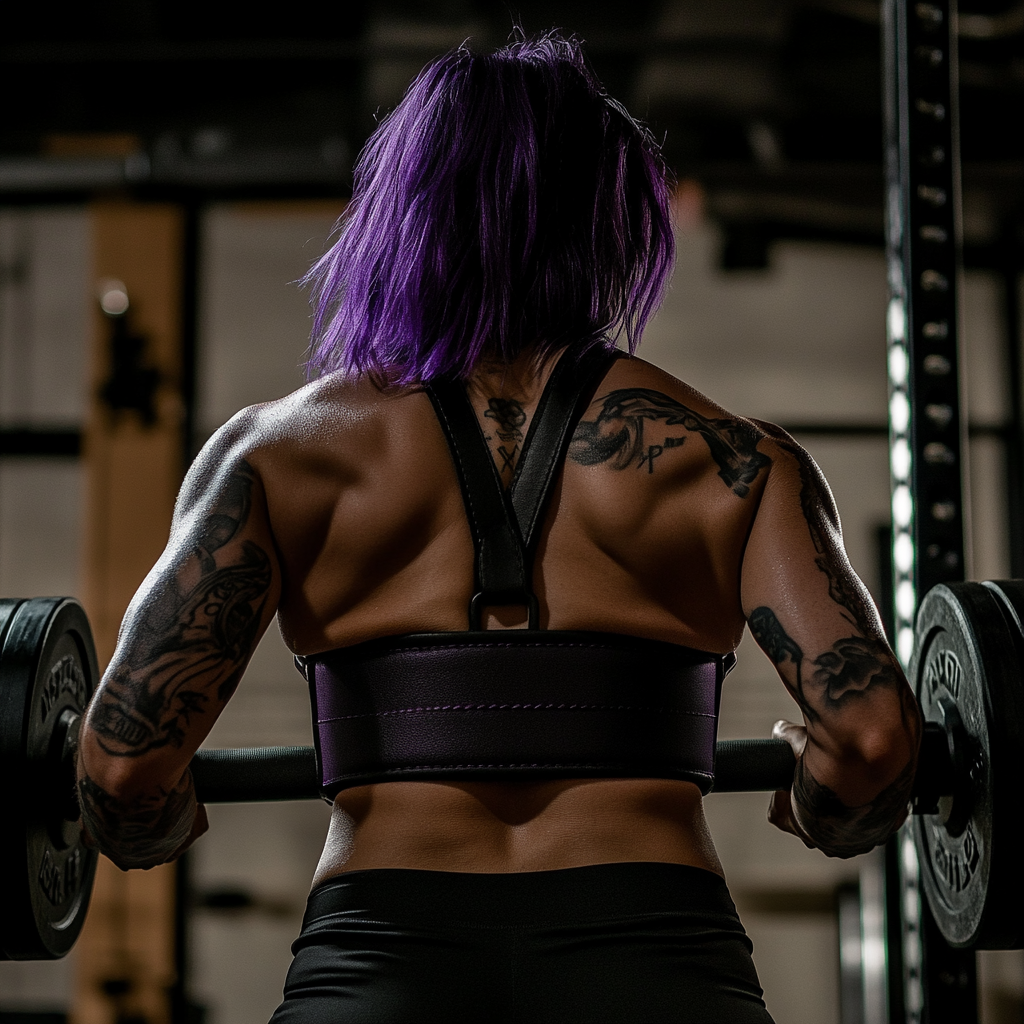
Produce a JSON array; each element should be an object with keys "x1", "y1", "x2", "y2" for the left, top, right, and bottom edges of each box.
[{"x1": 304, "y1": 31, "x2": 675, "y2": 384}]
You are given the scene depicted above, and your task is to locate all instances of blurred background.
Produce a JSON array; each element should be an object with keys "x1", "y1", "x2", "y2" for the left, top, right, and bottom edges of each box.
[{"x1": 0, "y1": 2, "x2": 1021, "y2": 1022}]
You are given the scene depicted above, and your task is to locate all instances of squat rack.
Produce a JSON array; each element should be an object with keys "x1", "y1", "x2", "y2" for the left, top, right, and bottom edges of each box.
[
  {"x1": 881, "y1": 2, "x2": 1008, "y2": 1022},
  {"x1": 0, "y1": 3, "x2": 1021, "y2": 1021}
]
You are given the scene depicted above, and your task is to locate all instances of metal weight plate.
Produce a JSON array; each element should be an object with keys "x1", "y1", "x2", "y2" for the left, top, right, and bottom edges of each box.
[
  {"x1": 0, "y1": 598, "x2": 99, "y2": 960},
  {"x1": 911, "y1": 581, "x2": 1024, "y2": 949}
]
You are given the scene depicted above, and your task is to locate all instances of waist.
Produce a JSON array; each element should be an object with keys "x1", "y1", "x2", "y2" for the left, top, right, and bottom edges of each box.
[
  {"x1": 300, "y1": 629, "x2": 732, "y2": 797},
  {"x1": 314, "y1": 776, "x2": 724, "y2": 883}
]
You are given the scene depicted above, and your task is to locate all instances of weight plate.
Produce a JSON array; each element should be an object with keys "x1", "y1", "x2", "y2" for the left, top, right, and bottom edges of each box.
[
  {"x1": 0, "y1": 598, "x2": 99, "y2": 960},
  {"x1": 911, "y1": 582, "x2": 1024, "y2": 949}
]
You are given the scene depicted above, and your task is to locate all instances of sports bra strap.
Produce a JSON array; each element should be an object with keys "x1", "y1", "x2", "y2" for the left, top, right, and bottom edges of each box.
[
  {"x1": 510, "y1": 345, "x2": 623, "y2": 555},
  {"x1": 426, "y1": 344, "x2": 620, "y2": 629},
  {"x1": 425, "y1": 378, "x2": 531, "y2": 625}
]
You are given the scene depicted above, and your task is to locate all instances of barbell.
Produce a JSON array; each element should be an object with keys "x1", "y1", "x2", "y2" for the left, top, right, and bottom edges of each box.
[{"x1": 1, "y1": 580, "x2": 1022, "y2": 961}]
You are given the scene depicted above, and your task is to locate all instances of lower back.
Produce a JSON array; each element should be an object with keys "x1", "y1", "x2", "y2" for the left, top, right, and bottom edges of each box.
[{"x1": 313, "y1": 777, "x2": 724, "y2": 883}]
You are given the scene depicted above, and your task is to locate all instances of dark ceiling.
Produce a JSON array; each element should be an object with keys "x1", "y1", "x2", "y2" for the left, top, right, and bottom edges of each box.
[{"x1": 1, "y1": 0, "x2": 1021, "y2": 259}]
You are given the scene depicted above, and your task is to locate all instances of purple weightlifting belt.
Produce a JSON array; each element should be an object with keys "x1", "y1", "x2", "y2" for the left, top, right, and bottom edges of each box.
[
  {"x1": 299, "y1": 630, "x2": 732, "y2": 797},
  {"x1": 296, "y1": 344, "x2": 735, "y2": 798}
]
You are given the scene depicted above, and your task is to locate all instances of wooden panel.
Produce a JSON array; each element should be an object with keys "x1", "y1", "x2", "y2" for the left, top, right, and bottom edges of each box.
[{"x1": 73, "y1": 203, "x2": 184, "y2": 1024}]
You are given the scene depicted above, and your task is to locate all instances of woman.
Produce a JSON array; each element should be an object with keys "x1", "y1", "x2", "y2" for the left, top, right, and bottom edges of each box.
[{"x1": 77, "y1": 32, "x2": 920, "y2": 1023}]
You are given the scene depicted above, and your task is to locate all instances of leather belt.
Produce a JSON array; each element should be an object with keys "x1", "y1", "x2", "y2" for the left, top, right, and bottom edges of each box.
[{"x1": 299, "y1": 631, "x2": 732, "y2": 797}]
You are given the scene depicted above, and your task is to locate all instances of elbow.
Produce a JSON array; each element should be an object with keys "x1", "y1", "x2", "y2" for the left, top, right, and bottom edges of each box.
[
  {"x1": 77, "y1": 726, "x2": 148, "y2": 802},
  {"x1": 77, "y1": 703, "x2": 188, "y2": 801},
  {"x1": 840, "y1": 731, "x2": 917, "y2": 811},
  {"x1": 819, "y1": 691, "x2": 922, "y2": 806},
  {"x1": 855, "y1": 722, "x2": 918, "y2": 787},
  {"x1": 807, "y1": 720, "x2": 918, "y2": 813}
]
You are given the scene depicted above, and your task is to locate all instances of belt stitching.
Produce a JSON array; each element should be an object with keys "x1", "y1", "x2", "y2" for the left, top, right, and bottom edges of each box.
[
  {"x1": 317, "y1": 704, "x2": 717, "y2": 722},
  {"x1": 321, "y1": 763, "x2": 715, "y2": 776},
  {"x1": 323, "y1": 642, "x2": 719, "y2": 655}
]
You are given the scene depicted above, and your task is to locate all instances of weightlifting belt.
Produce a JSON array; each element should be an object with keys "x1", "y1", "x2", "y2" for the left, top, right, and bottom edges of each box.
[{"x1": 298, "y1": 344, "x2": 735, "y2": 798}]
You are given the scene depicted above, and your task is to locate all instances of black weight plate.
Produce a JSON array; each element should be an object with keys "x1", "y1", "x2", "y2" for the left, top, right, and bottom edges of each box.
[
  {"x1": 0, "y1": 598, "x2": 99, "y2": 960},
  {"x1": 911, "y1": 582, "x2": 1024, "y2": 949}
]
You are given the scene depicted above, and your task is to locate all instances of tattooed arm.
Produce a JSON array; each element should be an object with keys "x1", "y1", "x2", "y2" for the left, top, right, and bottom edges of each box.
[
  {"x1": 77, "y1": 415, "x2": 281, "y2": 869},
  {"x1": 741, "y1": 427, "x2": 921, "y2": 858}
]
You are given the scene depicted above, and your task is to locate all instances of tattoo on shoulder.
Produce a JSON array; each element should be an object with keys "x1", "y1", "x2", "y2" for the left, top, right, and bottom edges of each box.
[
  {"x1": 92, "y1": 459, "x2": 271, "y2": 757},
  {"x1": 568, "y1": 388, "x2": 770, "y2": 495}
]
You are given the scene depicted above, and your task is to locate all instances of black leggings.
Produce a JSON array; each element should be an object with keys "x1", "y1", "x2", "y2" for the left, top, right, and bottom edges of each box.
[{"x1": 269, "y1": 862, "x2": 774, "y2": 1023}]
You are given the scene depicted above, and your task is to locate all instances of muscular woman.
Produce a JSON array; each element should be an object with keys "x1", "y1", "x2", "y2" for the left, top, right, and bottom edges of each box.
[{"x1": 76, "y1": 32, "x2": 920, "y2": 1023}]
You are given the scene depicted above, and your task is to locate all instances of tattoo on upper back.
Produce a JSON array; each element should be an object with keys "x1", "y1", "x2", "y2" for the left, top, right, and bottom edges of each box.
[
  {"x1": 483, "y1": 398, "x2": 526, "y2": 478},
  {"x1": 569, "y1": 388, "x2": 769, "y2": 495},
  {"x1": 91, "y1": 459, "x2": 271, "y2": 757},
  {"x1": 484, "y1": 398, "x2": 526, "y2": 437}
]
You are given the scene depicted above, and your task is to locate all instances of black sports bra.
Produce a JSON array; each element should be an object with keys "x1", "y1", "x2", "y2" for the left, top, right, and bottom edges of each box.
[{"x1": 296, "y1": 344, "x2": 735, "y2": 799}]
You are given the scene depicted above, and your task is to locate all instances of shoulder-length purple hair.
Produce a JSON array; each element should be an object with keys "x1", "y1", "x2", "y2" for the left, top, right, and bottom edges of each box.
[{"x1": 304, "y1": 31, "x2": 675, "y2": 384}]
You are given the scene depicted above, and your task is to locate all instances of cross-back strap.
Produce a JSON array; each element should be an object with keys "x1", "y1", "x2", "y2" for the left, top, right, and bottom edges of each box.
[
  {"x1": 510, "y1": 345, "x2": 623, "y2": 555},
  {"x1": 426, "y1": 344, "x2": 620, "y2": 629}
]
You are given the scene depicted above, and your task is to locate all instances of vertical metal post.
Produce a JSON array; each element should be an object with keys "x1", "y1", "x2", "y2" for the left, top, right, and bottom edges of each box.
[
  {"x1": 882, "y1": 2, "x2": 977, "y2": 1022},
  {"x1": 180, "y1": 202, "x2": 201, "y2": 470},
  {"x1": 861, "y1": 850, "x2": 890, "y2": 1024},
  {"x1": 884, "y1": 0, "x2": 967, "y2": 660},
  {"x1": 170, "y1": 202, "x2": 202, "y2": 1024},
  {"x1": 1001, "y1": 234, "x2": 1024, "y2": 578},
  {"x1": 839, "y1": 882, "x2": 866, "y2": 1024}
]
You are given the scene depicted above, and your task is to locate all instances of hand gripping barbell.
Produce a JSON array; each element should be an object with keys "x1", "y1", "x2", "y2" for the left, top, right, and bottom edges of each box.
[{"x1": 2, "y1": 580, "x2": 1022, "y2": 961}]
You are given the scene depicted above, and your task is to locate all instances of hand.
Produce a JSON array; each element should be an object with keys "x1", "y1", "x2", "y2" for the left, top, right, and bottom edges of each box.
[
  {"x1": 79, "y1": 802, "x2": 210, "y2": 870},
  {"x1": 766, "y1": 719, "x2": 815, "y2": 848},
  {"x1": 165, "y1": 802, "x2": 209, "y2": 863}
]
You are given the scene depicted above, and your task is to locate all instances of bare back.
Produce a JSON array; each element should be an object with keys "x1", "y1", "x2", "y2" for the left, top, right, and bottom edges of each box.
[
  {"x1": 77, "y1": 347, "x2": 917, "y2": 879},
  {"x1": 241, "y1": 352, "x2": 764, "y2": 881},
  {"x1": 264, "y1": 354, "x2": 756, "y2": 653}
]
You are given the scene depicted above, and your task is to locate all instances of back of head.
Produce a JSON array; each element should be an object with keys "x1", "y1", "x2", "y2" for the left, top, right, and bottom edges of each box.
[{"x1": 305, "y1": 30, "x2": 675, "y2": 384}]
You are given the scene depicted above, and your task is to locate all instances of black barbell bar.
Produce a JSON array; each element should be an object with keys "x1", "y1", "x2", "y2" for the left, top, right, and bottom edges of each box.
[
  {"x1": 12, "y1": 590, "x2": 1002, "y2": 965},
  {"x1": 184, "y1": 726, "x2": 952, "y2": 805}
]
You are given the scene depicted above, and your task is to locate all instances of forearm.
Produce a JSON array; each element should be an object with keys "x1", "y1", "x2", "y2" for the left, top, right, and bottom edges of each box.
[
  {"x1": 790, "y1": 743, "x2": 916, "y2": 858},
  {"x1": 76, "y1": 753, "x2": 199, "y2": 871}
]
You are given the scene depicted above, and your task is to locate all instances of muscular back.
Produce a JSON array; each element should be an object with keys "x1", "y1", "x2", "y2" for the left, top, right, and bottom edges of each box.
[
  {"x1": 76, "y1": 348, "x2": 918, "y2": 878},
  {"x1": 258, "y1": 353, "x2": 763, "y2": 655}
]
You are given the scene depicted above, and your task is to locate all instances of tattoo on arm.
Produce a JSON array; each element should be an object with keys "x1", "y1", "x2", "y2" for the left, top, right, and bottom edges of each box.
[
  {"x1": 811, "y1": 636, "x2": 901, "y2": 705},
  {"x1": 793, "y1": 756, "x2": 915, "y2": 857},
  {"x1": 748, "y1": 606, "x2": 813, "y2": 719},
  {"x1": 750, "y1": 604, "x2": 916, "y2": 855},
  {"x1": 91, "y1": 459, "x2": 272, "y2": 757},
  {"x1": 569, "y1": 388, "x2": 769, "y2": 495},
  {"x1": 78, "y1": 772, "x2": 197, "y2": 870},
  {"x1": 763, "y1": 430, "x2": 875, "y2": 633}
]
